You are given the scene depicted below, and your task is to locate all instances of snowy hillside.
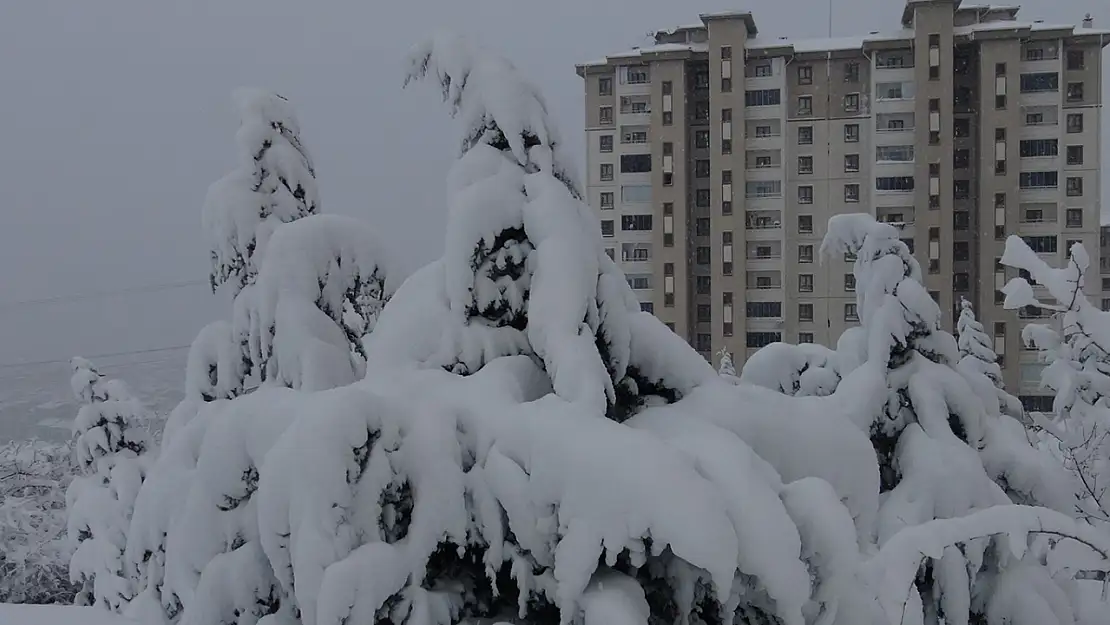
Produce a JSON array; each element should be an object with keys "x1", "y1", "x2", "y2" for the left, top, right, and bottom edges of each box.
[{"x1": 0, "y1": 352, "x2": 183, "y2": 444}]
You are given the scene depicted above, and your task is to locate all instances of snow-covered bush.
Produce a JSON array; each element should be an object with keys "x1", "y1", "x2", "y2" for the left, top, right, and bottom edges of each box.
[
  {"x1": 739, "y1": 341, "x2": 841, "y2": 397},
  {"x1": 239, "y1": 214, "x2": 398, "y2": 391},
  {"x1": 1000, "y1": 236, "x2": 1110, "y2": 526},
  {"x1": 118, "y1": 38, "x2": 1110, "y2": 625},
  {"x1": 66, "y1": 358, "x2": 151, "y2": 610},
  {"x1": 820, "y1": 214, "x2": 1086, "y2": 621},
  {"x1": 203, "y1": 88, "x2": 319, "y2": 297},
  {"x1": 0, "y1": 439, "x2": 79, "y2": 604}
]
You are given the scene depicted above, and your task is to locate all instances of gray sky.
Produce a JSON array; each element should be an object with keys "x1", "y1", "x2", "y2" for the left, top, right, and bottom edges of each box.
[{"x1": 0, "y1": 0, "x2": 1105, "y2": 366}]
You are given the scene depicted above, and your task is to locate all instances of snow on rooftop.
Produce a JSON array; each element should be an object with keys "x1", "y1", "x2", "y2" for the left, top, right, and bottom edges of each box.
[
  {"x1": 580, "y1": 42, "x2": 707, "y2": 65},
  {"x1": 747, "y1": 35, "x2": 867, "y2": 52}
]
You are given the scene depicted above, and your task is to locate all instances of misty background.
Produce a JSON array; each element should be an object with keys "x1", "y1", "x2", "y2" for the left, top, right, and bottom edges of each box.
[{"x1": 0, "y1": 0, "x2": 1106, "y2": 437}]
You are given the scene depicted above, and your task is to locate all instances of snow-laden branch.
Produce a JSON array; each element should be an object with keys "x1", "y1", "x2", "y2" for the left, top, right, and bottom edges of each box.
[{"x1": 865, "y1": 504, "x2": 1110, "y2": 624}]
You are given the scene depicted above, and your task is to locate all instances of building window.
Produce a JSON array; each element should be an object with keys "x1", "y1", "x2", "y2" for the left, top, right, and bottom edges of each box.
[
  {"x1": 747, "y1": 301, "x2": 782, "y2": 319},
  {"x1": 953, "y1": 149, "x2": 969, "y2": 169},
  {"x1": 721, "y1": 139, "x2": 732, "y2": 154},
  {"x1": 1066, "y1": 208, "x2": 1083, "y2": 228},
  {"x1": 798, "y1": 155, "x2": 813, "y2": 174},
  {"x1": 601, "y1": 220, "x2": 614, "y2": 237},
  {"x1": 695, "y1": 130, "x2": 710, "y2": 149},
  {"x1": 954, "y1": 180, "x2": 970, "y2": 200},
  {"x1": 844, "y1": 274, "x2": 856, "y2": 291},
  {"x1": 1022, "y1": 235, "x2": 1057, "y2": 254},
  {"x1": 799, "y1": 274, "x2": 814, "y2": 292},
  {"x1": 1020, "y1": 73, "x2": 1059, "y2": 93},
  {"x1": 799, "y1": 332, "x2": 814, "y2": 344},
  {"x1": 721, "y1": 77, "x2": 732, "y2": 93},
  {"x1": 604, "y1": 248, "x2": 615, "y2": 260},
  {"x1": 798, "y1": 215, "x2": 813, "y2": 234},
  {"x1": 1019, "y1": 139, "x2": 1058, "y2": 158},
  {"x1": 798, "y1": 96, "x2": 813, "y2": 115},
  {"x1": 798, "y1": 126, "x2": 813, "y2": 145},
  {"x1": 1019, "y1": 171, "x2": 1057, "y2": 189},
  {"x1": 696, "y1": 276, "x2": 711, "y2": 294},
  {"x1": 1067, "y1": 145, "x2": 1084, "y2": 165},
  {"x1": 620, "y1": 154, "x2": 651, "y2": 173},
  {"x1": 625, "y1": 65, "x2": 650, "y2": 84},
  {"x1": 996, "y1": 94, "x2": 1007, "y2": 110},
  {"x1": 953, "y1": 241, "x2": 969, "y2": 261},
  {"x1": 696, "y1": 334, "x2": 712, "y2": 352},
  {"x1": 844, "y1": 124, "x2": 860, "y2": 142},
  {"x1": 599, "y1": 106, "x2": 614, "y2": 125},
  {"x1": 640, "y1": 302, "x2": 654, "y2": 313},
  {"x1": 952, "y1": 272, "x2": 969, "y2": 292},
  {"x1": 953, "y1": 211, "x2": 969, "y2": 230},
  {"x1": 844, "y1": 93, "x2": 860, "y2": 112},
  {"x1": 845, "y1": 61, "x2": 860, "y2": 82},
  {"x1": 876, "y1": 145, "x2": 915, "y2": 162},
  {"x1": 600, "y1": 163, "x2": 613, "y2": 181},
  {"x1": 621, "y1": 215, "x2": 653, "y2": 231},
  {"x1": 697, "y1": 305, "x2": 711, "y2": 323},
  {"x1": 844, "y1": 184, "x2": 860, "y2": 202},
  {"x1": 600, "y1": 192, "x2": 614, "y2": 209},
  {"x1": 620, "y1": 185, "x2": 652, "y2": 204},
  {"x1": 798, "y1": 186, "x2": 814, "y2": 205},
  {"x1": 1066, "y1": 49, "x2": 1085, "y2": 70},
  {"x1": 695, "y1": 217, "x2": 710, "y2": 236},
  {"x1": 695, "y1": 246, "x2": 711, "y2": 265},
  {"x1": 1066, "y1": 177, "x2": 1083, "y2": 197},
  {"x1": 996, "y1": 128, "x2": 1007, "y2": 142},
  {"x1": 798, "y1": 303, "x2": 814, "y2": 322},
  {"x1": 695, "y1": 189, "x2": 711, "y2": 207},
  {"x1": 875, "y1": 176, "x2": 914, "y2": 192},
  {"x1": 844, "y1": 154, "x2": 860, "y2": 173},
  {"x1": 721, "y1": 46, "x2": 732, "y2": 60},
  {"x1": 798, "y1": 65, "x2": 813, "y2": 85},
  {"x1": 745, "y1": 89, "x2": 782, "y2": 107},
  {"x1": 845, "y1": 304, "x2": 859, "y2": 322},
  {"x1": 1067, "y1": 113, "x2": 1084, "y2": 133},
  {"x1": 598, "y1": 76, "x2": 612, "y2": 96},
  {"x1": 695, "y1": 160, "x2": 710, "y2": 178},
  {"x1": 747, "y1": 332, "x2": 781, "y2": 349},
  {"x1": 599, "y1": 135, "x2": 613, "y2": 153},
  {"x1": 1067, "y1": 82, "x2": 1084, "y2": 102},
  {"x1": 662, "y1": 111, "x2": 673, "y2": 126},
  {"x1": 799, "y1": 245, "x2": 814, "y2": 263},
  {"x1": 753, "y1": 63, "x2": 773, "y2": 77}
]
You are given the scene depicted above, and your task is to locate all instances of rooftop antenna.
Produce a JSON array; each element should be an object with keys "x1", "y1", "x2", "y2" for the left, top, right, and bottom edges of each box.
[{"x1": 828, "y1": 0, "x2": 834, "y2": 36}]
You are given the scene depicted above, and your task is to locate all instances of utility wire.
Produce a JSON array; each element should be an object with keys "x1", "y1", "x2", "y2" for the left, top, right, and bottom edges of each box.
[
  {"x1": 0, "y1": 279, "x2": 209, "y2": 312},
  {"x1": 0, "y1": 344, "x2": 192, "y2": 371}
]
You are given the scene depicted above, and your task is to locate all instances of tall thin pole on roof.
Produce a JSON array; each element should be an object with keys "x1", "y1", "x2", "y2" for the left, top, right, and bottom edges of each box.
[{"x1": 828, "y1": 0, "x2": 833, "y2": 37}]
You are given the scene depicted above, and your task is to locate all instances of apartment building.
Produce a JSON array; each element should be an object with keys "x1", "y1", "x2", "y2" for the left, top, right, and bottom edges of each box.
[{"x1": 577, "y1": 0, "x2": 1107, "y2": 406}]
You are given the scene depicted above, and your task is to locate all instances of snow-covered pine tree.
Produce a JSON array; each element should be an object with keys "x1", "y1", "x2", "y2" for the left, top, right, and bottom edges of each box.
[
  {"x1": 203, "y1": 88, "x2": 319, "y2": 296},
  {"x1": 821, "y1": 214, "x2": 1085, "y2": 622},
  {"x1": 956, "y1": 297, "x2": 1025, "y2": 422},
  {"x1": 1000, "y1": 236, "x2": 1110, "y2": 526},
  {"x1": 717, "y1": 348, "x2": 737, "y2": 376},
  {"x1": 65, "y1": 357, "x2": 150, "y2": 610},
  {"x1": 400, "y1": 33, "x2": 713, "y2": 421},
  {"x1": 241, "y1": 213, "x2": 397, "y2": 391}
]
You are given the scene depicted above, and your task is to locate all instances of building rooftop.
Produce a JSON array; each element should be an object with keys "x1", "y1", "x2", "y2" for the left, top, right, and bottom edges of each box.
[{"x1": 579, "y1": 6, "x2": 1108, "y2": 71}]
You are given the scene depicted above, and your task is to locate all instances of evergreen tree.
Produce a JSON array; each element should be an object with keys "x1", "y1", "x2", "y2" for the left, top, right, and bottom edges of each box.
[
  {"x1": 822, "y1": 214, "x2": 1085, "y2": 622},
  {"x1": 403, "y1": 34, "x2": 711, "y2": 421},
  {"x1": 203, "y1": 89, "x2": 319, "y2": 296},
  {"x1": 717, "y1": 348, "x2": 736, "y2": 377},
  {"x1": 956, "y1": 297, "x2": 1025, "y2": 422},
  {"x1": 66, "y1": 358, "x2": 150, "y2": 610},
  {"x1": 1001, "y1": 236, "x2": 1110, "y2": 525}
]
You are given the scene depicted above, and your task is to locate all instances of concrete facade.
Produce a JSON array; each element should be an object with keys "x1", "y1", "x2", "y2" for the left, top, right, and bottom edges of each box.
[{"x1": 577, "y1": 1, "x2": 1108, "y2": 409}]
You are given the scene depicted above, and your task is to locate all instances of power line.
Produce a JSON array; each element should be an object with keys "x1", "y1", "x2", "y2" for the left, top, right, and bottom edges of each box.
[
  {"x1": 0, "y1": 279, "x2": 209, "y2": 312},
  {"x1": 0, "y1": 344, "x2": 192, "y2": 371}
]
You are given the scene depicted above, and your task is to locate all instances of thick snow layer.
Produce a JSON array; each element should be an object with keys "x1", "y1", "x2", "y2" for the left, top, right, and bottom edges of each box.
[
  {"x1": 203, "y1": 89, "x2": 318, "y2": 296},
  {"x1": 0, "y1": 604, "x2": 139, "y2": 625}
]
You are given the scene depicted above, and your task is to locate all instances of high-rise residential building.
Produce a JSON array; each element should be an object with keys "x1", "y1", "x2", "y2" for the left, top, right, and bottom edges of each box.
[{"x1": 577, "y1": 0, "x2": 1107, "y2": 407}]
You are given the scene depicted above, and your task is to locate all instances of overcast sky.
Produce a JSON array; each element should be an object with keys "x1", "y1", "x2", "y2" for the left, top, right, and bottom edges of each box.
[{"x1": 0, "y1": 0, "x2": 1105, "y2": 366}]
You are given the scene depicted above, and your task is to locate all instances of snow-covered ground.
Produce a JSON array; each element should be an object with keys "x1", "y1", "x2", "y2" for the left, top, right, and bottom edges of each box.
[
  {"x1": 0, "y1": 604, "x2": 137, "y2": 625},
  {"x1": 0, "y1": 352, "x2": 183, "y2": 444}
]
